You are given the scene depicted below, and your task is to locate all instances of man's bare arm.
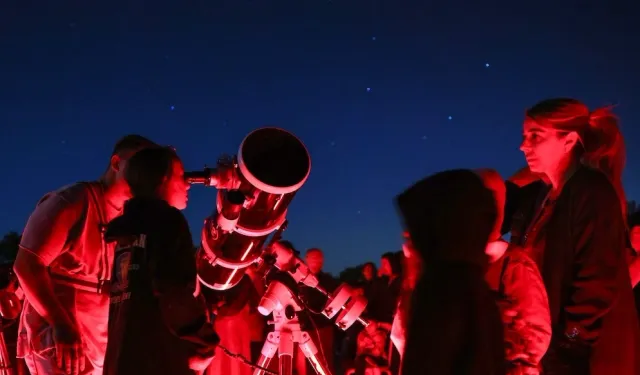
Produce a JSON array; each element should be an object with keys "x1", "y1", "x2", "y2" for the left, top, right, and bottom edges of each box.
[
  {"x1": 14, "y1": 189, "x2": 85, "y2": 328},
  {"x1": 14, "y1": 251, "x2": 74, "y2": 327}
]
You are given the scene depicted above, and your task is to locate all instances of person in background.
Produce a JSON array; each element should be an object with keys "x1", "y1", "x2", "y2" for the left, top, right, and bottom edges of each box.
[
  {"x1": 359, "y1": 262, "x2": 377, "y2": 303},
  {"x1": 388, "y1": 231, "x2": 422, "y2": 366},
  {"x1": 104, "y1": 146, "x2": 218, "y2": 375},
  {"x1": 296, "y1": 248, "x2": 339, "y2": 375},
  {"x1": 14, "y1": 135, "x2": 156, "y2": 375},
  {"x1": 397, "y1": 169, "x2": 506, "y2": 375},
  {"x1": 204, "y1": 274, "x2": 259, "y2": 375},
  {"x1": 627, "y1": 212, "x2": 640, "y2": 288},
  {"x1": 245, "y1": 266, "x2": 268, "y2": 363},
  {"x1": 626, "y1": 212, "x2": 640, "y2": 320},
  {"x1": 369, "y1": 253, "x2": 401, "y2": 324},
  {"x1": 478, "y1": 169, "x2": 551, "y2": 375}
]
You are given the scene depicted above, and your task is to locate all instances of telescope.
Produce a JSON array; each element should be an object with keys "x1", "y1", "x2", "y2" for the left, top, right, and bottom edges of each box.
[
  {"x1": 185, "y1": 127, "x2": 311, "y2": 291},
  {"x1": 187, "y1": 128, "x2": 370, "y2": 375}
]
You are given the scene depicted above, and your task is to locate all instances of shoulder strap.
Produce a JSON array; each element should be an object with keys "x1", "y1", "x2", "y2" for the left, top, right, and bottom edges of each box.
[
  {"x1": 80, "y1": 181, "x2": 111, "y2": 283},
  {"x1": 81, "y1": 182, "x2": 107, "y2": 227}
]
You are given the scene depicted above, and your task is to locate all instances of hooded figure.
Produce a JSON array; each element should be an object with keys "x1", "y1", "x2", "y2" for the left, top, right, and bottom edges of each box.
[{"x1": 396, "y1": 169, "x2": 506, "y2": 375}]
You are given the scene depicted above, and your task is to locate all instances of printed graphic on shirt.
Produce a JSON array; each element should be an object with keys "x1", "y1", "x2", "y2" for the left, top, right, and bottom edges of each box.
[
  {"x1": 110, "y1": 234, "x2": 146, "y2": 304},
  {"x1": 113, "y1": 251, "x2": 132, "y2": 292}
]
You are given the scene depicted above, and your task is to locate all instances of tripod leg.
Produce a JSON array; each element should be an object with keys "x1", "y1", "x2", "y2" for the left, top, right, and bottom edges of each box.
[
  {"x1": 0, "y1": 330, "x2": 14, "y2": 375},
  {"x1": 298, "y1": 332, "x2": 331, "y2": 375},
  {"x1": 278, "y1": 330, "x2": 295, "y2": 375},
  {"x1": 253, "y1": 332, "x2": 279, "y2": 375}
]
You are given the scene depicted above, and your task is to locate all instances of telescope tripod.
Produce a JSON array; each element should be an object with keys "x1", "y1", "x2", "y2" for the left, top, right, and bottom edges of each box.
[
  {"x1": 0, "y1": 323, "x2": 14, "y2": 375},
  {"x1": 253, "y1": 308, "x2": 330, "y2": 375}
]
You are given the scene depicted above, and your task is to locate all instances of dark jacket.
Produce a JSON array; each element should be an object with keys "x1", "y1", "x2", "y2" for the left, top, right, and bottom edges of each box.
[
  {"x1": 366, "y1": 276, "x2": 402, "y2": 324},
  {"x1": 505, "y1": 166, "x2": 640, "y2": 375},
  {"x1": 104, "y1": 198, "x2": 219, "y2": 375}
]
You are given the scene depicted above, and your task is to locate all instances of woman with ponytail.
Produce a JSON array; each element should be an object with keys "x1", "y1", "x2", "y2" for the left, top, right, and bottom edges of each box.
[{"x1": 502, "y1": 98, "x2": 640, "y2": 375}]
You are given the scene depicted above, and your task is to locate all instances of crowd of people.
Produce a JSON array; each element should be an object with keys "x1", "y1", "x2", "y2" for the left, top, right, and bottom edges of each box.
[{"x1": 7, "y1": 96, "x2": 640, "y2": 375}]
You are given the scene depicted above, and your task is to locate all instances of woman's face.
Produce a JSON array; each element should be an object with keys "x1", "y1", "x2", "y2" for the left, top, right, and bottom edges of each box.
[
  {"x1": 160, "y1": 159, "x2": 190, "y2": 210},
  {"x1": 520, "y1": 119, "x2": 577, "y2": 175}
]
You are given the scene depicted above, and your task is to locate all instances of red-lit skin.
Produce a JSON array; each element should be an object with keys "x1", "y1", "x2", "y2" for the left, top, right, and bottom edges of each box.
[
  {"x1": 401, "y1": 235, "x2": 421, "y2": 291},
  {"x1": 628, "y1": 226, "x2": 640, "y2": 287},
  {"x1": 362, "y1": 263, "x2": 375, "y2": 281},
  {"x1": 305, "y1": 249, "x2": 324, "y2": 275},
  {"x1": 13, "y1": 152, "x2": 133, "y2": 375},
  {"x1": 520, "y1": 118, "x2": 581, "y2": 194},
  {"x1": 379, "y1": 234, "x2": 421, "y2": 362},
  {"x1": 158, "y1": 158, "x2": 190, "y2": 210},
  {"x1": 631, "y1": 227, "x2": 640, "y2": 254},
  {"x1": 378, "y1": 258, "x2": 392, "y2": 278},
  {"x1": 476, "y1": 169, "x2": 506, "y2": 241}
]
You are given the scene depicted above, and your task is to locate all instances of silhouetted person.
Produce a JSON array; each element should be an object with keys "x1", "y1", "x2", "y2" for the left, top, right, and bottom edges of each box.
[
  {"x1": 104, "y1": 147, "x2": 218, "y2": 375},
  {"x1": 396, "y1": 169, "x2": 506, "y2": 375}
]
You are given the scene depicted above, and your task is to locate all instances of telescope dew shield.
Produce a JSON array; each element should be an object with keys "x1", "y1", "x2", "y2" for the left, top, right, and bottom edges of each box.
[{"x1": 196, "y1": 127, "x2": 311, "y2": 291}]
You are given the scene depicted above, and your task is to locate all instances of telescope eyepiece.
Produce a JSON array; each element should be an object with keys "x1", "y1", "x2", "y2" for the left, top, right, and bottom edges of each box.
[{"x1": 184, "y1": 170, "x2": 210, "y2": 184}]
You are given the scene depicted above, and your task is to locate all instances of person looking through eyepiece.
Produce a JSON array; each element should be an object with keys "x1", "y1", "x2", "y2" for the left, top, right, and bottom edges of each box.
[{"x1": 103, "y1": 146, "x2": 218, "y2": 375}]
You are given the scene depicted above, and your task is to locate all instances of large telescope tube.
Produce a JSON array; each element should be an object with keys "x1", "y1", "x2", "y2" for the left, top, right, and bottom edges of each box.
[{"x1": 195, "y1": 127, "x2": 311, "y2": 291}]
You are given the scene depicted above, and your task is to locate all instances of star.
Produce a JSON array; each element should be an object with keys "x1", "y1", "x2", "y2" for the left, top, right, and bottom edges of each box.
[
  {"x1": 372, "y1": 36, "x2": 376, "y2": 41},
  {"x1": 329, "y1": 141, "x2": 336, "y2": 147},
  {"x1": 421, "y1": 135, "x2": 427, "y2": 140},
  {"x1": 485, "y1": 63, "x2": 490, "y2": 68},
  {"x1": 356, "y1": 210, "x2": 361, "y2": 215},
  {"x1": 366, "y1": 87, "x2": 371, "y2": 92},
  {"x1": 448, "y1": 116, "x2": 453, "y2": 120},
  {"x1": 170, "y1": 105, "x2": 175, "y2": 111}
]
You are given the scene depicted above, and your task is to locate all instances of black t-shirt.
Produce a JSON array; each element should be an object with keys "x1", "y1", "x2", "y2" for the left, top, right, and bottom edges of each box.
[{"x1": 104, "y1": 198, "x2": 218, "y2": 375}]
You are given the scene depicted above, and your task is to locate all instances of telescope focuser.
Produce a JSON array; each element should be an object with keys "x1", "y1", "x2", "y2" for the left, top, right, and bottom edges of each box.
[{"x1": 185, "y1": 155, "x2": 241, "y2": 190}]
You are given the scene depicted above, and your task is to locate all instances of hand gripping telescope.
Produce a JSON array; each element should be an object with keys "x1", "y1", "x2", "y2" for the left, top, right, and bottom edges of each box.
[{"x1": 186, "y1": 127, "x2": 311, "y2": 291}]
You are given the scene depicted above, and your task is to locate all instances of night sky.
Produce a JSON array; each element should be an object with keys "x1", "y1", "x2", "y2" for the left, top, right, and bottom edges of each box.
[{"x1": 1, "y1": 1, "x2": 639, "y2": 273}]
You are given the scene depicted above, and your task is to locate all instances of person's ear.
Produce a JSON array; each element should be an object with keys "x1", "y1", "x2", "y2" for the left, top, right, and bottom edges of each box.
[
  {"x1": 110, "y1": 154, "x2": 122, "y2": 172},
  {"x1": 564, "y1": 131, "x2": 580, "y2": 154}
]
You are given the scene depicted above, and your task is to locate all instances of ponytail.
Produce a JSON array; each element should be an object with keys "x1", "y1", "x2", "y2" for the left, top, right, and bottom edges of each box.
[{"x1": 583, "y1": 106, "x2": 627, "y2": 217}]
